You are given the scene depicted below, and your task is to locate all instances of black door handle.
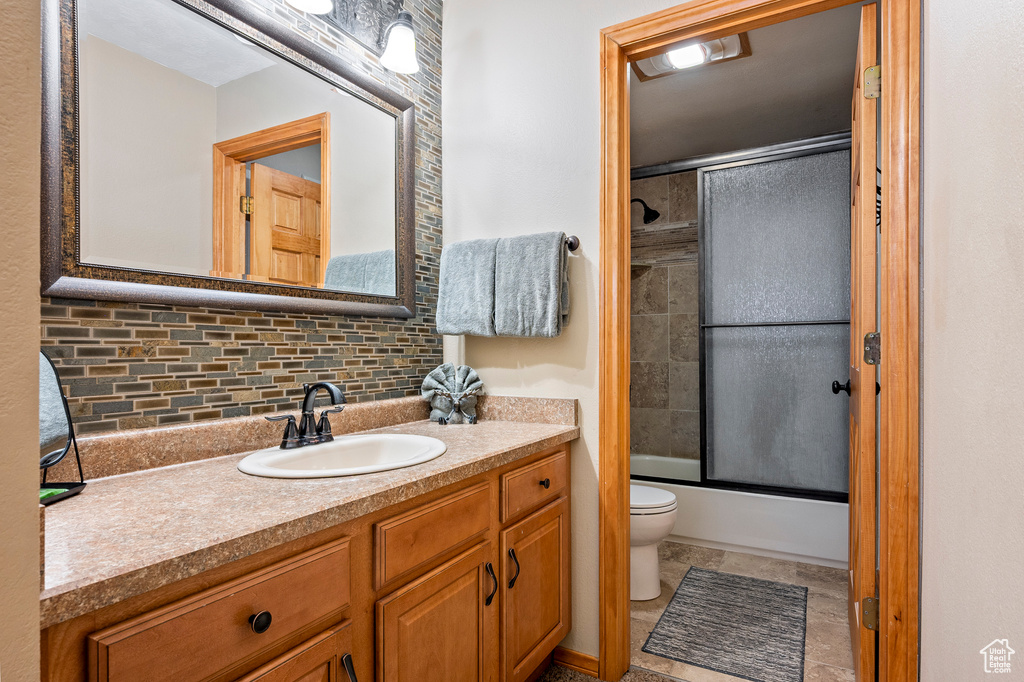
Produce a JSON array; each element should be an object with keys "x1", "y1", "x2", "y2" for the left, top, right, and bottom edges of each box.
[
  {"x1": 539, "y1": 478, "x2": 551, "y2": 489},
  {"x1": 831, "y1": 380, "x2": 851, "y2": 396},
  {"x1": 485, "y1": 562, "x2": 497, "y2": 605},
  {"x1": 508, "y1": 548, "x2": 521, "y2": 589},
  {"x1": 341, "y1": 653, "x2": 358, "y2": 682}
]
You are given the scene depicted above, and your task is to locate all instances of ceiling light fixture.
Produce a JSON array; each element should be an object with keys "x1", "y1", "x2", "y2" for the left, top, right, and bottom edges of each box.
[
  {"x1": 632, "y1": 33, "x2": 751, "y2": 81},
  {"x1": 284, "y1": 0, "x2": 334, "y2": 15},
  {"x1": 379, "y1": 11, "x2": 420, "y2": 75},
  {"x1": 666, "y1": 44, "x2": 708, "y2": 70}
]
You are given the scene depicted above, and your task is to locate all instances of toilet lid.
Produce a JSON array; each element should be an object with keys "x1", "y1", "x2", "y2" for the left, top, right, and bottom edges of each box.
[{"x1": 630, "y1": 484, "x2": 677, "y2": 511}]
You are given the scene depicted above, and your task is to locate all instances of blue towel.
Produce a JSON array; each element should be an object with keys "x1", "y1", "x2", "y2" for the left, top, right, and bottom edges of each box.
[
  {"x1": 323, "y1": 250, "x2": 396, "y2": 296},
  {"x1": 494, "y1": 231, "x2": 569, "y2": 337},
  {"x1": 436, "y1": 238, "x2": 499, "y2": 336}
]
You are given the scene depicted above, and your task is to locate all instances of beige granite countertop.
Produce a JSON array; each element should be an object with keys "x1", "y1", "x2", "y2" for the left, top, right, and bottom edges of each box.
[{"x1": 41, "y1": 417, "x2": 578, "y2": 628}]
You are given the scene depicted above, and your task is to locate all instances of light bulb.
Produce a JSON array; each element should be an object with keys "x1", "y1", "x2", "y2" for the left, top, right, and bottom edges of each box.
[
  {"x1": 666, "y1": 44, "x2": 707, "y2": 69},
  {"x1": 380, "y1": 13, "x2": 420, "y2": 75},
  {"x1": 284, "y1": 0, "x2": 334, "y2": 15}
]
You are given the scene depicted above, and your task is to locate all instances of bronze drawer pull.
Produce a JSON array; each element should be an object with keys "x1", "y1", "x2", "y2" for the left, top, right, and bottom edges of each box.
[{"x1": 248, "y1": 611, "x2": 272, "y2": 634}]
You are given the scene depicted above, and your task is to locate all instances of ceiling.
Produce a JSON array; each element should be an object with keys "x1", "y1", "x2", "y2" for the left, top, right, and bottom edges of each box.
[
  {"x1": 629, "y1": 3, "x2": 867, "y2": 169},
  {"x1": 81, "y1": 0, "x2": 276, "y2": 87}
]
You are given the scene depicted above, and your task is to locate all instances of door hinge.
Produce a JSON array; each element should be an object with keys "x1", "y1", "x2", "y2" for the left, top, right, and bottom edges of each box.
[
  {"x1": 864, "y1": 332, "x2": 881, "y2": 365},
  {"x1": 862, "y1": 597, "x2": 879, "y2": 631},
  {"x1": 240, "y1": 195, "x2": 254, "y2": 215},
  {"x1": 864, "y1": 65, "x2": 881, "y2": 99}
]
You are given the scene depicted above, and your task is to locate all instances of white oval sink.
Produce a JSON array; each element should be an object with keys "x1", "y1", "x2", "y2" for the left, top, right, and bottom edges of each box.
[{"x1": 237, "y1": 434, "x2": 447, "y2": 479}]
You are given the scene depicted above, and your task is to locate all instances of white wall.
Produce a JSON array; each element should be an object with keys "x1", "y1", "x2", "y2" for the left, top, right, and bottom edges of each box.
[
  {"x1": 80, "y1": 36, "x2": 217, "y2": 276},
  {"x1": 442, "y1": 0, "x2": 687, "y2": 656},
  {"x1": 921, "y1": 1, "x2": 1024, "y2": 679},
  {"x1": 0, "y1": 0, "x2": 41, "y2": 677},
  {"x1": 217, "y1": 64, "x2": 397, "y2": 257}
]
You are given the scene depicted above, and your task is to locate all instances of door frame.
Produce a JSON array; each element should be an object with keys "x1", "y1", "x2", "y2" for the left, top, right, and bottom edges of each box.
[
  {"x1": 211, "y1": 112, "x2": 331, "y2": 280},
  {"x1": 597, "y1": 1, "x2": 920, "y2": 680}
]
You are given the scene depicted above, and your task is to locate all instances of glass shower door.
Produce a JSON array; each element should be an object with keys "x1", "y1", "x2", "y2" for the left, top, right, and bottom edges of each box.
[{"x1": 701, "y1": 150, "x2": 851, "y2": 497}]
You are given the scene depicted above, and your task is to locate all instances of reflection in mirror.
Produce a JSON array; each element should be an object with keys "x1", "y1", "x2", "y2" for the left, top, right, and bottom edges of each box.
[
  {"x1": 38, "y1": 351, "x2": 87, "y2": 504},
  {"x1": 39, "y1": 351, "x2": 71, "y2": 467},
  {"x1": 78, "y1": 0, "x2": 398, "y2": 296}
]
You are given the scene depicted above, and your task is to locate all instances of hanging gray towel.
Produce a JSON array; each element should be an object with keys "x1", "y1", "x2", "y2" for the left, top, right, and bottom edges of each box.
[
  {"x1": 436, "y1": 238, "x2": 499, "y2": 336},
  {"x1": 494, "y1": 231, "x2": 569, "y2": 337}
]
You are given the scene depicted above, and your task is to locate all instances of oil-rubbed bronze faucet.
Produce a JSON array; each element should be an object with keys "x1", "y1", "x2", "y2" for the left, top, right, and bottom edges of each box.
[{"x1": 266, "y1": 382, "x2": 346, "y2": 449}]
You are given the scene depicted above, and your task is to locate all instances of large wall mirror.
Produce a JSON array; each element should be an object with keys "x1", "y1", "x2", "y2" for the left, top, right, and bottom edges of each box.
[{"x1": 42, "y1": 0, "x2": 416, "y2": 316}]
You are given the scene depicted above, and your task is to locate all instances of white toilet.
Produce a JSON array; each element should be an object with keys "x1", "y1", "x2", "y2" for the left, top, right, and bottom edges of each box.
[{"x1": 629, "y1": 484, "x2": 679, "y2": 601}]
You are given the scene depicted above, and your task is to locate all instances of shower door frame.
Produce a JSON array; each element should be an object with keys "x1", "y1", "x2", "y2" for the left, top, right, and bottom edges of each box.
[
  {"x1": 697, "y1": 142, "x2": 853, "y2": 503},
  {"x1": 597, "y1": 0, "x2": 921, "y2": 680}
]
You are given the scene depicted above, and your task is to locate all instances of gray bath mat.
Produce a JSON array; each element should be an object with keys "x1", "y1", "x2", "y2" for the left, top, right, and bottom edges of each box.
[{"x1": 642, "y1": 567, "x2": 807, "y2": 682}]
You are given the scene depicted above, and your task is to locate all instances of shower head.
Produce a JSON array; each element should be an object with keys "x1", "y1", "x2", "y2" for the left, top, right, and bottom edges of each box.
[{"x1": 631, "y1": 198, "x2": 661, "y2": 225}]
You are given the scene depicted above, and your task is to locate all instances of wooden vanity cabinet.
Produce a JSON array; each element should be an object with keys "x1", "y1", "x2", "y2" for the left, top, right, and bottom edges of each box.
[
  {"x1": 42, "y1": 444, "x2": 572, "y2": 682},
  {"x1": 498, "y1": 451, "x2": 571, "y2": 682},
  {"x1": 376, "y1": 542, "x2": 499, "y2": 682},
  {"x1": 500, "y1": 498, "x2": 570, "y2": 682}
]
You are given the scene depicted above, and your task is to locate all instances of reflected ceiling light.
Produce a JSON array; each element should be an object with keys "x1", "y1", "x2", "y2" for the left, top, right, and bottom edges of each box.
[
  {"x1": 284, "y1": 0, "x2": 334, "y2": 15},
  {"x1": 632, "y1": 33, "x2": 751, "y2": 81},
  {"x1": 666, "y1": 44, "x2": 707, "y2": 69},
  {"x1": 379, "y1": 11, "x2": 420, "y2": 75}
]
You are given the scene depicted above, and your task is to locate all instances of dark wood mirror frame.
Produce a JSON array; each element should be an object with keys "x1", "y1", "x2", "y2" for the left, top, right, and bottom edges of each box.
[{"x1": 41, "y1": 0, "x2": 417, "y2": 317}]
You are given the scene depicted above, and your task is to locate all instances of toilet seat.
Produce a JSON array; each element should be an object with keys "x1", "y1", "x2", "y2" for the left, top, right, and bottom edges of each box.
[{"x1": 629, "y1": 484, "x2": 678, "y2": 515}]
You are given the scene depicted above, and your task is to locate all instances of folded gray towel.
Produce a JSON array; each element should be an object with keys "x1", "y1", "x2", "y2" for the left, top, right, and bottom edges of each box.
[
  {"x1": 494, "y1": 231, "x2": 569, "y2": 338},
  {"x1": 324, "y1": 250, "x2": 396, "y2": 296},
  {"x1": 436, "y1": 238, "x2": 498, "y2": 336}
]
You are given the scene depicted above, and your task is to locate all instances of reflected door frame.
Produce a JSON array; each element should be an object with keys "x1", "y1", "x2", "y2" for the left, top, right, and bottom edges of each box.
[
  {"x1": 211, "y1": 112, "x2": 331, "y2": 281},
  {"x1": 596, "y1": 0, "x2": 921, "y2": 680}
]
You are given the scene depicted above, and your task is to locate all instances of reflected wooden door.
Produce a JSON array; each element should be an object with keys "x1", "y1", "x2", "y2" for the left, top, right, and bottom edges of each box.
[
  {"x1": 848, "y1": 4, "x2": 878, "y2": 681},
  {"x1": 250, "y1": 163, "x2": 326, "y2": 287}
]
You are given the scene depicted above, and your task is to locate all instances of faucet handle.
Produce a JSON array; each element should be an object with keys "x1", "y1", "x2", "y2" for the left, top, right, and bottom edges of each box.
[
  {"x1": 316, "y1": 407, "x2": 345, "y2": 440},
  {"x1": 265, "y1": 414, "x2": 300, "y2": 449}
]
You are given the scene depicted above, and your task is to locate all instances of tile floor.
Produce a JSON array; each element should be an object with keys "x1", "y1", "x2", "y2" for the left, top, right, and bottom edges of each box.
[{"x1": 631, "y1": 540, "x2": 855, "y2": 682}]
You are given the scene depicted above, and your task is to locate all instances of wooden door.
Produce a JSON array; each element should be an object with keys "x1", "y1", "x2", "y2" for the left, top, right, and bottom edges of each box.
[
  {"x1": 235, "y1": 621, "x2": 356, "y2": 682},
  {"x1": 500, "y1": 498, "x2": 570, "y2": 682},
  {"x1": 376, "y1": 542, "x2": 498, "y2": 682},
  {"x1": 250, "y1": 163, "x2": 326, "y2": 288},
  {"x1": 848, "y1": 4, "x2": 878, "y2": 681}
]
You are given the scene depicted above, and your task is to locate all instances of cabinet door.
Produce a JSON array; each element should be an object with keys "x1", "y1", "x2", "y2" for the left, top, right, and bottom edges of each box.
[
  {"x1": 235, "y1": 620, "x2": 356, "y2": 682},
  {"x1": 500, "y1": 497, "x2": 570, "y2": 682},
  {"x1": 376, "y1": 542, "x2": 499, "y2": 682}
]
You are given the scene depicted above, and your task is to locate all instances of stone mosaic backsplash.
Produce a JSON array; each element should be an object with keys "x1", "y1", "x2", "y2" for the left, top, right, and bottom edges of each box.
[
  {"x1": 41, "y1": 298, "x2": 441, "y2": 435},
  {"x1": 41, "y1": 0, "x2": 444, "y2": 435}
]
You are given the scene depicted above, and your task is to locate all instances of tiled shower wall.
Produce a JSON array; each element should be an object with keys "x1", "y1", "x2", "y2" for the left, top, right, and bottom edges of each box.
[
  {"x1": 41, "y1": 0, "x2": 444, "y2": 435},
  {"x1": 629, "y1": 171, "x2": 700, "y2": 459}
]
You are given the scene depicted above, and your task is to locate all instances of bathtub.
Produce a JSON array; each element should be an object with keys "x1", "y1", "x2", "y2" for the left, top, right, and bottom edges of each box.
[{"x1": 630, "y1": 454, "x2": 849, "y2": 568}]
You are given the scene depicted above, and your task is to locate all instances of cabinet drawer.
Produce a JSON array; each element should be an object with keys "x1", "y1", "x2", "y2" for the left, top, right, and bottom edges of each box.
[
  {"x1": 88, "y1": 538, "x2": 351, "y2": 682},
  {"x1": 375, "y1": 482, "x2": 491, "y2": 590},
  {"x1": 235, "y1": 620, "x2": 355, "y2": 682},
  {"x1": 501, "y1": 449, "x2": 567, "y2": 522}
]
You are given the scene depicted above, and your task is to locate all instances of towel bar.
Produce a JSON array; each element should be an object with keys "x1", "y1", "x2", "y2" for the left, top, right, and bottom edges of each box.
[{"x1": 565, "y1": 235, "x2": 580, "y2": 252}]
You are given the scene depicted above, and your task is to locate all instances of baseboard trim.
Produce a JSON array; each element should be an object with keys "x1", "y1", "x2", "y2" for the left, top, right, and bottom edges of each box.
[{"x1": 553, "y1": 647, "x2": 600, "y2": 677}]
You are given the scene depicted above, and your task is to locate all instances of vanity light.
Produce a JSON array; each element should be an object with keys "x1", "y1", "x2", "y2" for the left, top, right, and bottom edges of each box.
[
  {"x1": 284, "y1": 0, "x2": 334, "y2": 15},
  {"x1": 379, "y1": 11, "x2": 420, "y2": 75},
  {"x1": 666, "y1": 43, "x2": 708, "y2": 69}
]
